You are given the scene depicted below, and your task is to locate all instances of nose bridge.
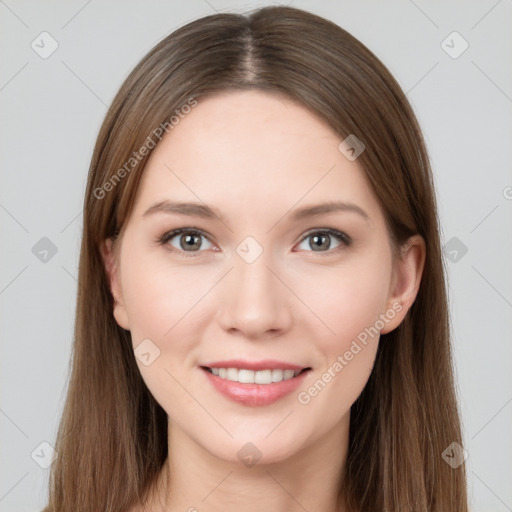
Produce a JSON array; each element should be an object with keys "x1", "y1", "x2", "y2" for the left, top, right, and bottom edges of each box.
[{"x1": 216, "y1": 245, "x2": 292, "y2": 337}]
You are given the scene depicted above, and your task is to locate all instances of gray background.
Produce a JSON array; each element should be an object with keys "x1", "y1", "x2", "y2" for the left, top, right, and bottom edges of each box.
[{"x1": 1, "y1": 0, "x2": 511, "y2": 510}]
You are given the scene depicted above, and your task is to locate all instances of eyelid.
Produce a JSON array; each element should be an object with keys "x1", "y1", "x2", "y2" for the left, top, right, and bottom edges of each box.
[
  {"x1": 298, "y1": 228, "x2": 351, "y2": 246},
  {"x1": 160, "y1": 227, "x2": 212, "y2": 243}
]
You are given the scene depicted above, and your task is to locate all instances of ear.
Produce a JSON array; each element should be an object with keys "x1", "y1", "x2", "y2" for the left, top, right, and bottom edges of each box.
[
  {"x1": 100, "y1": 237, "x2": 130, "y2": 330},
  {"x1": 380, "y1": 234, "x2": 426, "y2": 335}
]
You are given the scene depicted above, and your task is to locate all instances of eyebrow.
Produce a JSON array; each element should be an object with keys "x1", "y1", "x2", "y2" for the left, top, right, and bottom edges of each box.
[{"x1": 143, "y1": 200, "x2": 369, "y2": 223}]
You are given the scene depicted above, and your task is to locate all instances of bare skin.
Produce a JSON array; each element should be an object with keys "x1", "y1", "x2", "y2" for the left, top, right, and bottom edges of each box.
[{"x1": 102, "y1": 90, "x2": 425, "y2": 512}]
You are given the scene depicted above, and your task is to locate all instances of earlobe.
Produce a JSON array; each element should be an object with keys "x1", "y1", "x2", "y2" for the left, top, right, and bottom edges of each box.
[
  {"x1": 99, "y1": 238, "x2": 130, "y2": 330},
  {"x1": 380, "y1": 235, "x2": 426, "y2": 335}
]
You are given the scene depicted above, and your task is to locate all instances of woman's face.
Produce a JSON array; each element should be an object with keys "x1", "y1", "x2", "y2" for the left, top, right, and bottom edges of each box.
[{"x1": 103, "y1": 90, "x2": 421, "y2": 465}]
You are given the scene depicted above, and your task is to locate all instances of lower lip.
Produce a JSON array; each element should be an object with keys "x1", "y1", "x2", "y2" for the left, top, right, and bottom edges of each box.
[{"x1": 201, "y1": 367, "x2": 310, "y2": 407}]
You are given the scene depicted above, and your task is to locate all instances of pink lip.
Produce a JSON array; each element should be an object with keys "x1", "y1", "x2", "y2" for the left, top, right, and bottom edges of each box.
[
  {"x1": 200, "y1": 366, "x2": 311, "y2": 407},
  {"x1": 201, "y1": 359, "x2": 307, "y2": 371}
]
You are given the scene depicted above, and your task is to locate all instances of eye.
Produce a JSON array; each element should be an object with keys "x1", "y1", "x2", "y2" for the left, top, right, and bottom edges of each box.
[
  {"x1": 296, "y1": 229, "x2": 351, "y2": 254},
  {"x1": 158, "y1": 227, "x2": 351, "y2": 258},
  {"x1": 159, "y1": 228, "x2": 214, "y2": 256}
]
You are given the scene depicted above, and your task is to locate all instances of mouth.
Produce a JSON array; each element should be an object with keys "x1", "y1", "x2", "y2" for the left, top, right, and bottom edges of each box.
[{"x1": 199, "y1": 361, "x2": 312, "y2": 406}]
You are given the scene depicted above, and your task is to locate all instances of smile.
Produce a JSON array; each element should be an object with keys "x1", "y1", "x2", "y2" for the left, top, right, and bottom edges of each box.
[
  {"x1": 203, "y1": 367, "x2": 306, "y2": 384},
  {"x1": 200, "y1": 361, "x2": 312, "y2": 406}
]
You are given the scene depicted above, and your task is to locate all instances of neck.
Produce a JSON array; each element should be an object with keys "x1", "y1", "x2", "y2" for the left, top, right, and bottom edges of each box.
[{"x1": 145, "y1": 415, "x2": 350, "y2": 512}]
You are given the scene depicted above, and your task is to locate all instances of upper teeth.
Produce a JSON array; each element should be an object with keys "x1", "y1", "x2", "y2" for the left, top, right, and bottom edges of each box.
[{"x1": 210, "y1": 367, "x2": 300, "y2": 384}]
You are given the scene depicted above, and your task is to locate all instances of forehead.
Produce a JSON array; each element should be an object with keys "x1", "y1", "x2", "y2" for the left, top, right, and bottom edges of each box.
[{"x1": 131, "y1": 90, "x2": 383, "y2": 226}]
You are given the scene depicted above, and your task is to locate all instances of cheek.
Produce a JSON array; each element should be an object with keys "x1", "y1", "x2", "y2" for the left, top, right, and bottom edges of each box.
[
  {"x1": 121, "y1": 245, "x2": 204, "y2": 342},
  {"x1": 293, "y1": 250, "x2": 390, "y2": 419},
  {"x1": 120, "y1": 256, "x2": 208, "y2": 417},
  {"x1": 297, "y1": 245, "x2": 392, "y2": 343},
  {"x1": 120, "y1": 247, "x2": 217, "y2": 401},
  {"x1": 295, "y1": 275, "x2": 385, "y2": 427}
]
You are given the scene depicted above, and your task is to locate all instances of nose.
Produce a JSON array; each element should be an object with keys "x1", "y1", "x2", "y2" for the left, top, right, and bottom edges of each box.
[{"x1": 216, "y1": 252, "x2": 293, "y2": 340}]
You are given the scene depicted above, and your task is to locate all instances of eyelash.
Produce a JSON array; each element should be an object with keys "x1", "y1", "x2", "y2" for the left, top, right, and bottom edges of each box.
[{"x1": 157, "y1": 227, "x2": 352, "y2": 258}]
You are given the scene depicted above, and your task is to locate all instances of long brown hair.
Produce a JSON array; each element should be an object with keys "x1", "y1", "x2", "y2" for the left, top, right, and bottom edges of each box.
[{"x1": 43, "y1": 6, "x2": 468, "y2": 511}]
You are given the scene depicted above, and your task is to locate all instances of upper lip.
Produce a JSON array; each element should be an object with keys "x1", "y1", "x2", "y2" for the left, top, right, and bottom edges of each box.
[{"x1": 201, "y1": 359, "x2": 310, "y2": 371}]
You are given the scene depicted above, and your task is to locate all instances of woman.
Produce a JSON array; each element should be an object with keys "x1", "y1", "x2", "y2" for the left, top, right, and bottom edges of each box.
[{"x1": 43, "y1": 5, "x2": 468, "y2": 511}]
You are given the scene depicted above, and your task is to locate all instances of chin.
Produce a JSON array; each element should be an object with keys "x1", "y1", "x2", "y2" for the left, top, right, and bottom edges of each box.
[{"x1": 204, "y1": 430, "x2": 309, "y2": 467}]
